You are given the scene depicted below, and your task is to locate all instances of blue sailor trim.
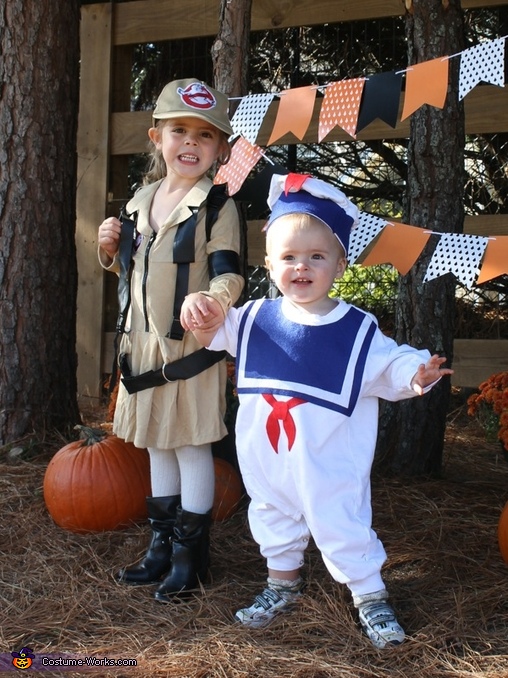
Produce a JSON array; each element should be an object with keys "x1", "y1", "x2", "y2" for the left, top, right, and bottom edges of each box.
[{"x1": 236, "y1": 298, "x2": 376, "y2": 416}]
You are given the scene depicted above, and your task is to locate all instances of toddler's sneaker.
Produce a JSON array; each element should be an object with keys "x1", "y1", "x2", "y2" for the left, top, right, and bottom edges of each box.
[
  {"x1": 357, "y1": 600, "x2": 406, "y2": 648},
  {"x1": 235, "y1": 586, "x2": 303, "y2": 628}
]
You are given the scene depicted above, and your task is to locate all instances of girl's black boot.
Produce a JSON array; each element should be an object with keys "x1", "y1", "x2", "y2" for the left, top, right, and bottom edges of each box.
[
  {"x1": 116, "y1": 495, "x2": 181, "y2": 585},
  {"x1": 154, "y1": 507, "x2": 211, "y2": 601}
]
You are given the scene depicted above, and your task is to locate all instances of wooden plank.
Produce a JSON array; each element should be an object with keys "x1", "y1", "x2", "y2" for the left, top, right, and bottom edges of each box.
[
  {"x1": 76, "y1": 3, "x2": 113, "y2": 401},
  {"x1": 113, "y1": 0, "x2": 508, "y2": 45},
  {"x1": 247, "y1": 220, "x2": 266, "y2": 266},
  {"x1": 464, "y1": 215, "x2": 508, "y2": 237},
  {"x1": 452, "y1": 339, "x2": 508, "y2": 388},
  {"x1": 110, "y1": 85, "x2": 507, "y2": 154}
]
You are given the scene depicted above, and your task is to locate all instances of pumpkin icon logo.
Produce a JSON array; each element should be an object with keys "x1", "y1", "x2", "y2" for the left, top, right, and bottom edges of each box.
[{"x1": 11, "y1": 647, "x2": 34, "y2": 670}]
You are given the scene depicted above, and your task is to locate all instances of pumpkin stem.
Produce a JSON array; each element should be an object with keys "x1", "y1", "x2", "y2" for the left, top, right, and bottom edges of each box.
[{"x1": 73, "y1": 424, "x2": 108, "y2": 447}]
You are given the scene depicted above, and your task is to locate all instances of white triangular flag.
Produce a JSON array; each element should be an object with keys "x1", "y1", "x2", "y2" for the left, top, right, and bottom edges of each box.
[
  {"x1": 348, "y1": 212, "x2": 387, "y2": 265},
  {"x1": 423, "y1": 233, "x2": 489, "y2": 288},
  {"x1": 459, "y1": 37, "x2": 506, "y2": 100},
  {"x1": 230, "y1": 93, "x2": 275, "y2": 144}
]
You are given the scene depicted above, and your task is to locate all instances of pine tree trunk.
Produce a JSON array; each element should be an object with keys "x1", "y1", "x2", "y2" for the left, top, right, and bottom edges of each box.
[
  {"x1": 376, "y1": 0, "x2": 465, "y2": 476},
  {"x1": 0, "y1": 0, "x2": 81, "y2": 444},
  {"x1": 212, "y1": 0, "x2": 253, "y2": 303}
]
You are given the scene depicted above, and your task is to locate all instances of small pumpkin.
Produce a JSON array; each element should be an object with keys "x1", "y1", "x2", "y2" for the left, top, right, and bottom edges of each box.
[
  {"x1": 43, "y1": 425, "x2": 151, "y2": 533},
  {"x1": 498, "y1": 500, "x2": 508, "y2": 564},
  {"x1": 212, "y1": 457, "x2": 243, "y2": 522}
]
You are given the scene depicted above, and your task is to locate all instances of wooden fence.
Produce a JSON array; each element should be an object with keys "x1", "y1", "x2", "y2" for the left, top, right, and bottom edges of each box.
[{"x1": 76, "y1": 0, "x2": 508, "y2": 399}]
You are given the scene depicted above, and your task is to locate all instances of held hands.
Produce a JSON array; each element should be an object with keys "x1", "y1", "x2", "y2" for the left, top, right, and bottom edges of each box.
[
  {"x1": 98, "y1": 216, "x2": 122, "y2": 260},
  {"x1": 411, "y1": 354, "x2": 454, "y2": 396},
  {"x1": 180, "y1": 293, "x2": 225, "y2": 334}
]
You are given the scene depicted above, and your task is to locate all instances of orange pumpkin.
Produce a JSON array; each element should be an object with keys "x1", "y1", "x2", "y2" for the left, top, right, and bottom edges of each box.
[
  {"x1": 212, "y1": 458, "x2": 243, "y2": 522},
  {"x1": 498, "y1": 500, "x2": 508, "y2": 564},
  {"x1": 43, "y1": 425, "x2": 151, "y2": 533}
]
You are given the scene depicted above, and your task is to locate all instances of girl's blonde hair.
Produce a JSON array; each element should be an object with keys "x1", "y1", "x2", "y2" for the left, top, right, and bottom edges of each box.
[{"x1": 143, "y1": 119, "x2": 232, "y2": 185}]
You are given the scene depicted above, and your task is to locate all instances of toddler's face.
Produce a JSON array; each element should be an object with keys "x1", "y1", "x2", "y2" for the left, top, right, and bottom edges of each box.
[{"x1": 265, "y1": 215, "x2": 346, "y2": 315}]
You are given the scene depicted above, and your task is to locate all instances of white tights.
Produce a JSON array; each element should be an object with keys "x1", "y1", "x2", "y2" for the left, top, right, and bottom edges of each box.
[{"x1": 147, "y1": 443, "x2": 215, "y2": 515}]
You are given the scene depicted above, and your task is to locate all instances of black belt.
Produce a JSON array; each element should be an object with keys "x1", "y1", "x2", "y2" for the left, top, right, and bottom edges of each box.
[{"x1": 119, "y1": 348, "x2": 226, "y2": 395}]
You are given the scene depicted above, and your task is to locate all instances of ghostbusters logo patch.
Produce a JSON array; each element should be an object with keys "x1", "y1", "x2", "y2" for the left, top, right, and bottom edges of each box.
[{"x1": 177, "y1": 83, "x2": 217, "y2": 111}]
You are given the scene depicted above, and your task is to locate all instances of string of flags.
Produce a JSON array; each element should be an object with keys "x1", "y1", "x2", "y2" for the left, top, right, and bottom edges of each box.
[{"x1": 214, "y1": 36, "x2": 507, "y2": 288}]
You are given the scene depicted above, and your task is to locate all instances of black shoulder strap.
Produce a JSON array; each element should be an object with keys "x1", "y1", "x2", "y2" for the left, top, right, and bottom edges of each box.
[
  {"x1": 205, "y1": 183, "x2": 229, "y2": 243},
  {"x1": 116, "y1": 207, "x2": 137, "y2": 333},
  {"x1": 109, "y1": 206, "x2": 137, "y2": 393}
]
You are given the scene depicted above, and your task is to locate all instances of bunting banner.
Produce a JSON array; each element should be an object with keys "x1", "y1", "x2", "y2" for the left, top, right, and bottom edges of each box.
[
  {"x1": 230, "y1": 93, "x2": 275, "y2": 144},
  {"x1": 226, "y1": 35, "x2": 505, "y2": 147},
  {"x1": 401, "y1": 57, "x2": 449, "y2": 121},
  {"x1": 361, "y1": 222, "x2": 432, "y2": 275},
  {"x1": 213, "y1": 136, "x2": 264, "y2": 196},
  {"x1": 216, "y1": 35, "x2": 507, "y2": 288},
  {"x1": 458, "y1": 37, "x2": 506, "y2": 100},
  {"x1": 423, "y1": 233, "x2": 489, "y2": 288},
  {"x1": 476, "y1": 236, "x2": 508, "y2": 284},
  {"x1": 355, "y1": 70, "x2": 403, "y2": 133},
  {"x1": 268, "y1": 86, "x2": 317, "y2": 145},
  {"x1": 348, "y1": 212, "x2": 387, "y2": 265},
  {"x1": 318, "y1": 78, "x2": 366, "y2": 140}
]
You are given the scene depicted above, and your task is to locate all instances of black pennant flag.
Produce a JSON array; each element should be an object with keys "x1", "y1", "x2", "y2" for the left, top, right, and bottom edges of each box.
[
  {"x1": 235, "y1": 162, "x2": 289, "y2": 218},
  {"x1": 356, "y1": 70, "x2": 403, "y2": 134}
]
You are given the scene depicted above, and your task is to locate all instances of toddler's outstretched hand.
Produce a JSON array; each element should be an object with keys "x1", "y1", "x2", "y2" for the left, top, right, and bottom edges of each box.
[{"x1": 411, "y1": 354, "x2": 454, "y2": 396}]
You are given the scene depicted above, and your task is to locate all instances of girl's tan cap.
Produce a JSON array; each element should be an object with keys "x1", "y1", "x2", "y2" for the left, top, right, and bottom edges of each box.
[{"x1": 153, "y1": 78, "x2": 234, "y2": 136}]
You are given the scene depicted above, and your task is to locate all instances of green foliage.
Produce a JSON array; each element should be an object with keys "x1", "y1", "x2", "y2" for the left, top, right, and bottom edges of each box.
[{"x1": 330, "y1": 264, "x2": 398, "y2": 315}]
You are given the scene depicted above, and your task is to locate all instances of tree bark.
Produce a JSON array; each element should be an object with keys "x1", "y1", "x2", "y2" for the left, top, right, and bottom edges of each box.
[
  {"x1": 212, "y1": 0, "x2": 252, "y2": 98},
  {"x1": 212, "y1": 0, "x2": 253, "y2": 304},
  {"x1": 376, "y1": 0, "x2": 465, "y2": 476},
  {"x1": 0, "y1": 0, "x2": 81, "y2": 444}
]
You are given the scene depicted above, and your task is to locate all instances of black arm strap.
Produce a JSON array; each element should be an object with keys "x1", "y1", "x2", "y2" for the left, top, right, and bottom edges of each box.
[{"x1": 205, "y1": 183, "x2": 229, "y2": 241}]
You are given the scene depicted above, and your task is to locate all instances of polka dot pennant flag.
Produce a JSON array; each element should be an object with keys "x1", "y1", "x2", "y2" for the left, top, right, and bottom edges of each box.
[
  {"x1": 230, "y1": 93, "x2": 275, "y2": 144},
  {"x1": 423, "y1": 233, "x2": 489, "y2": 288},
  {"x1": 213, "y1": 136, "x2": 264, "y2": 196},
  {"x1": 318, "y1": 78, "x2": 366, "y2": 141},
  {"x1": 458, "y1": 37, "x2": 506, "y2": 101},
  {"x1": 348, "y1": 212, "x2": 387, "y2": 265}
]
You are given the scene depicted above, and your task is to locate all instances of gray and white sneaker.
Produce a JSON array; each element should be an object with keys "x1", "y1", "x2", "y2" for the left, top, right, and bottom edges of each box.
[
  {"x1": 357, "y1": 600, "x2": 406, "y2": 648},
  {"x1": 235, "y1": 587, "x2": 303, "y2": 628}
]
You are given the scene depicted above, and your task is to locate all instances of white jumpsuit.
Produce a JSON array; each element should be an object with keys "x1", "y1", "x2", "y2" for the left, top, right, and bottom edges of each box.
[{"x1": 209, "y1": 296, "x2": 433, "y2": 597}]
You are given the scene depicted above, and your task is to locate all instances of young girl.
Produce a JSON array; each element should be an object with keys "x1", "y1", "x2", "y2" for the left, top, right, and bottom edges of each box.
[
  {"x1": 181, "y1": 173, "x2": 453, "y2": 648},
  {"x1": 98, "y1": 78, "x2": 244, "y2": 601}
]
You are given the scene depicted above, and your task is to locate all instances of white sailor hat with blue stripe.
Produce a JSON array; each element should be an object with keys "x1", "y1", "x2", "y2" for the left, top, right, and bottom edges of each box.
[{"x1": 266, "y1": 173, "x2": 359, "y2": 256}]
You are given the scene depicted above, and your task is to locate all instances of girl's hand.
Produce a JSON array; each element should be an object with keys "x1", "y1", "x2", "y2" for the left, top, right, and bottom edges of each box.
[
  {"x1": 411, "y1": 354, "x2": 454, "y2": 395},
  {"x1": 98, "y1": 217, "x2": 122, "y2": 259},
  {"x1": 180, "y1": 293, "x2": 225, "y2": 332}
]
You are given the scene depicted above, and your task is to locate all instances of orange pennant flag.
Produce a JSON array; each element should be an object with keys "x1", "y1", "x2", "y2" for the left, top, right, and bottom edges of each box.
[
  {"x1": 267, "y1": 86, "x2": 317, "y2": 146},
  {"x1": 401, "y1": 57, "x2": 449, "y2": 121},
  {"x1": 361, "y1": 222, "x2": 431, "y2": 275},
  {"x1": 476, "y1": 236, "x2": 508, "y2": 284},
  {"x1": 318, "y1": 78, "x2": 366, "y2": 140},
  {"x1": 213, "y1": 136, "x2": 264, "y2": 196}
]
